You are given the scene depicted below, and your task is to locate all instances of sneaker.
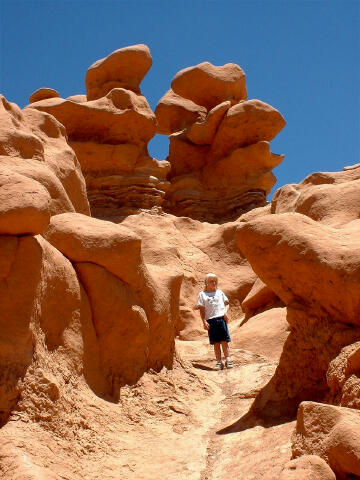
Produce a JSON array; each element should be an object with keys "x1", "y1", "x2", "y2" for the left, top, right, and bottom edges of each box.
[
  {"x1": 214, "y1": 361, "x2": 223, "y2": 371},
  {"x1": 225, "y1": 360, "x2": 234, "y2": 369}
]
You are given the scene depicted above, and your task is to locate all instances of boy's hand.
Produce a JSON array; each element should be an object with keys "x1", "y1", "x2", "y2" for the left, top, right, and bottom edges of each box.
[
  {"x1": 224, "y1": 314, "x2": 229, "y2": 324},
  {"x1": 203, "y1": 321, "x2": 209, "y2": 331}
]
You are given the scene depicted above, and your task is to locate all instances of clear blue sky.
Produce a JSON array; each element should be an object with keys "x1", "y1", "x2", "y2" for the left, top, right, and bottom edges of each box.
[{"x1": 1, "y1": 0, "x2": 359, "y2": 196}]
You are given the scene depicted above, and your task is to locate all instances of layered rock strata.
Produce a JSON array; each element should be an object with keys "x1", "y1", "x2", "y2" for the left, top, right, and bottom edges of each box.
[
  {"x1": 156, "y1": 63, "x2": 286, "y2": 222},
  {"x1": 26, "y1": 46, "x2": 286, "y2": 223},
  {"x1": 27, "y1": 45, "x2": 170, "y2": 218}
]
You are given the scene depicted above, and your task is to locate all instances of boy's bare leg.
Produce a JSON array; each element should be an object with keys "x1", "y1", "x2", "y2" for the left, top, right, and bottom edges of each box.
[
  {"x1": 213, "y1": 343, "x2": 222, "y2": 361},
  {"x1": 221, "y1": 341, "x2": 230, "y2": 358}
]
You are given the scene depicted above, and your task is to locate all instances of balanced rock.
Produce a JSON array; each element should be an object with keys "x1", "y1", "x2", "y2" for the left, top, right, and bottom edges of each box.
[
  {"x1": 29, "y1": 87, "x2": 59, "y2": 104},
  {"x1": 156, "y1": 62, "x2": 286, "y2": 223},
  {"x1": 28, "y1": 46, "x2": 170, "y2": 218},
  {"x1": 171, "y1": 61, "x2": 247, "y2": 110},
  {"x1": 86, "y1": 44, "x2": 152, "y2": 100}
]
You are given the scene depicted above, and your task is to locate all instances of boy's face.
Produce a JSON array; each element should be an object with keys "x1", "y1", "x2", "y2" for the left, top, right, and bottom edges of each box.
[{"x1": 206, "y1": 279, "x2": 217, "y2": 291}]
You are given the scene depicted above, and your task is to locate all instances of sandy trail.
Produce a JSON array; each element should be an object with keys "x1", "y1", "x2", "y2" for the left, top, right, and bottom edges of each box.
[
  {"x1": 176, "y1": 339, "x2": 295, "y2": 480},
  {"x1": 1, "y1": 337, "x2": 294, "y2": 480}
]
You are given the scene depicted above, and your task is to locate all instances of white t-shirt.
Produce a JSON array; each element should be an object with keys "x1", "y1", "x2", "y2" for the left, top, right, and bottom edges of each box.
[{"x1": 197, "y1": 289, "x2": 229, "y2": 320}]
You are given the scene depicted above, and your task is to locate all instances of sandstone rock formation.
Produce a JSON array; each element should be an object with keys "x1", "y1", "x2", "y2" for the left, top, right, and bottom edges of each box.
[
  {"x1": 272, "y1": 163, "x2": 360, "y2": 228},
  {"x1": 292, "y1": 402, "x2": 360, "y2": 479},
  {"x1": 25, "y1": 46, "x2": 285, "y2": 224},
  {"x1": 4, "y1": 43, "x2": 360, "y2": 480},
  {"x1": 280, "y1": 455, "x2": 336, "y2": 480},
  {"x1": 236, "y1": 211, "x2": 360, "y2": 417},
  {"x1": 0, "y1": 95, "x2": 89, "y2": 220},
  {"x1": 231, "y1": 307, "x2": 289, "y2": 362},
  {"x1": 120, "y1": 212, "x2": 257, "y2": 339},
  {"x1": 27, "y1": 46, "x2": 169, "y2": 218},
  {"x1": 85, "y1": 44, "x2": 152, "y2": 100},
  {"x1": 156, "y1": 62, "x2": 285, "y2": 222},
  {"x1": 327, "y1": 340, "x2": 360, "y2": 410},
  {"x1": 241, "y1": 277, "x2": 283, "y2": 320},
  {"x1": 29, "y1": 87, "x2": 59, "y2": 104}
]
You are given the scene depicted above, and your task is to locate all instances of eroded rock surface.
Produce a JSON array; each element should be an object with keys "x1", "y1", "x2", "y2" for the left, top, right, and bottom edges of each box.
[
  {"x1": 27, "y1": 47, "x2": 169, "y2": 218},
  {"x1": 155, "y1": 61, "x2": 285, "y2": 222},
  {"x1": 272, "y1": 164, "x2": 360, "y2": 228},
  {"x1": 280, "y1": 455, "x2": 336, "y2": 480},
  {"x1": 236, "y1": 212, "x2": 360, "y2": 418},
  {"x1": 292, "y1": 402, "x2": 360, "y2": 479},
  {"x1": 0, "y1": 95, "x2": 89, "y2": 220},
  {"x1": 4, "y1": 44, "x2": 360, "y2": 480},
  {"x1": 120, "y1": 211, "x2": 257, "y2": 339}
]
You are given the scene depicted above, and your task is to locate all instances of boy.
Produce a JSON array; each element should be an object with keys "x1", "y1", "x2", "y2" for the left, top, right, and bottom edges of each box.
[{"x1": 197, "y1": 273, "x2": 233, "y2": 370}]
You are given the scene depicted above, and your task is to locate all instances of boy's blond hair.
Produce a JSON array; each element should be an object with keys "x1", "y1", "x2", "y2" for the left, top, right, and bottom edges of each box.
[{"x1": 204, "y1": 273, "x2": 218, "y2": 288}]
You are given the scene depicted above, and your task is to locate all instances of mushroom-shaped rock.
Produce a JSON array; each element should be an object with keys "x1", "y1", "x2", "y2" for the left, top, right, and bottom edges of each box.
[
  {"x1": 155, "y1": 89, "x2": 207, "y2": 135},
  {"x1": 292, "y1": 402, "x2": 360, "y2": 479},
  {"x1": 29, "y1": 87, "x2": 59, "y2": 104},
  {"x1": 210, "y1": 99, "x2": 286, "y2": 160},
  {"x1": 236, "y1": 212, "x2": 360, "y2": 325},
  {"x1": 0, "y1": 171, "x2": 51, "y2": 235},
  {"x1": 43, "y1": 212, "x2": 143, "y2": 287},
  {"x1": 280, "y1": 455, "x2": 336, "y2": 480},
  {"x1": 86, "y1": 44, "x2": 152, "y2": 100},
  {"x1": 171, "y1": 61, "x2": 247, "y2": 110}
]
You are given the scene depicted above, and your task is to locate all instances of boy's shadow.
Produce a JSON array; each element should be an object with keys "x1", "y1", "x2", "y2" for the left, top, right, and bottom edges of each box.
[{"x1": 191, "y1": 361, "x2": 218, "y2": 371}]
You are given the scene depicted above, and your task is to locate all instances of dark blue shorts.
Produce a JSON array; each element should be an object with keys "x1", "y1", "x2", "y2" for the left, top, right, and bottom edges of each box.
[{"x1": 207, "y1": 316, "x2": 231, "y2": 345}]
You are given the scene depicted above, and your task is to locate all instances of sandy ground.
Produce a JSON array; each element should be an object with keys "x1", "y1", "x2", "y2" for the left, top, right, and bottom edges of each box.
[{"x1": 1, "y1": 335, "x2": 294, "y2": 480}]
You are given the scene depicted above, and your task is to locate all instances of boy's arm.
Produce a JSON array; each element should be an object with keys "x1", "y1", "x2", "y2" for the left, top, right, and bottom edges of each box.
[
  {"x1": 199, "y1": 306, "x2": 209, "y2": 330},
  {"x1": 224, "y1": 302, "x2": 230, "y2": 323}
]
